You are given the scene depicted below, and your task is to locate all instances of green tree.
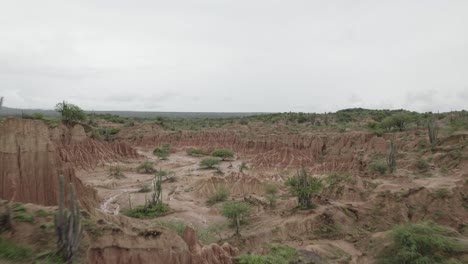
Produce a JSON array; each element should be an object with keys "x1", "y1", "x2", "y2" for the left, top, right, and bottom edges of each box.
[
  {"x1": 55, "y1": 101, "x2": 87, "y2": 125},
  {"x1": 220, "y1": 201, "x2": 253, "y2": 235},
  {"x1": 212, "y1": 149, "x2": 235, "y2": 161},
  {"x1": 381, "y1": 113, "x2": 411, "y2": 131},
  {"x1": 200, "y1": 158, "x2": 220, "y2": 169},
  {"x1": 153, "y1": 148, "x2": 170, "y2": 160},
  {"x1": 285, "y1": 168, "x2": 322, "y2": 209}
]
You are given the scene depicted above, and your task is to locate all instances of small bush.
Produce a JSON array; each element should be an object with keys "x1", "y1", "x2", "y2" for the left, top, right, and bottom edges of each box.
[
  {"x1": 121, "y1": 203, "x2": 169, "y2": 219},
  {"x1": 377, "y1": 221, "x2": 463, "y2": 264},
  {"x1": 207, "y1": 186, "x2": 230, "y2": 205},
  {"x1": 155, "y1": 170, "x2": 176, "y2": 182},
  {"x1": 415, "y1": 158, "x2": 429, "y2": 171},
  {"x1": 0, "y1": 237, "x2": 33, "y2": 262},
  {"x1": 211, "y1": 149, "x2": 235, "y2": 161},
  {"x1": 136, "y1": 160, "x2": 156, "y2": 174},
  {"x1": 239, "y1": 161, "x2": 249, "y2": 173},
  {"x1": 264, "y1": 183, "x2": 278, "y2": 207},
  {"x1": 221, "y1": 201, "x2": 253, "y2": 235},
  {"x1": 12, "y1": 204, "x2": 34, "y2": 223},
  {"x1": 109, "y1": 165, "x2": 125, "y2": 178},
  {"x1": 200, "y1": 158, "x2": 220, "y2": 169},
  {"x1": 157, "y1": 219, "x2": 186, "y2": 236},
  {"x1": 369, "y1": 160, "x2": 387, "y2": 175},
  {"x1": 153, "y1": 148, "x2": 170, "y2": 160},
  {"x1": 186, "y1": 148, "x2": 206, "y2": 156},
  {"x1": 234, "y1": 244, "x2": 298, "y2": 264}
]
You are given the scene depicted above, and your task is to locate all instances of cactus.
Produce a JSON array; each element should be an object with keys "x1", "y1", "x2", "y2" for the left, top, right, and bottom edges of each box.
[
  {"x1": 148, "y1": 173, "x2": 163, "y2": 207},
  {"x1": 387, "y1": 139, "x2": 397, "y2": 173},
  {"x1": 55, "y1": 175, "x2": 83, "y2": 263},
  {"x1": 428, "y1": 117, "x2": 438, "y2": 147}
]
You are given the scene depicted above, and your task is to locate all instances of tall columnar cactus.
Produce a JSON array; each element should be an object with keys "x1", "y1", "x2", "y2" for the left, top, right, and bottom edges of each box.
[
  {"x1": 428, "y1": 117, "x2": 438, "y2": 147},
  {"x1": 148, "y1": 173, "x2": 163, "y2": 207},
  {"x1": 387, "y1": 139, "x2": 397, "y2": 173},
  {"x1": 55, "y1": 176, "x2": 83, "y2": 263}
]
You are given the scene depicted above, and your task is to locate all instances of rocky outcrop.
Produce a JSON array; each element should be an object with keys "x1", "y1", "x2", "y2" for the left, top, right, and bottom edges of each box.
[
  {"x1": 0, "y1": 118, "x2": 97, "y2": 209},
  {"x1": 87, "y1": 226, "x2": 238, "y2": 264}
]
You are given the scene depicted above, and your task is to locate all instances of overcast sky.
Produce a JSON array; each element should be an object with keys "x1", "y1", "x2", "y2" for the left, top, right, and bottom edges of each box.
[{"x1": 1, "y1": 0, "x2": 467, "y2": 112}]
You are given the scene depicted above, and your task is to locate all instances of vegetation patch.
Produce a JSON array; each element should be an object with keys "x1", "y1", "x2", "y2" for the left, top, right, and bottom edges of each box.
[
  {"x1": 121, "y1": 203, "x2": 169, "y2": 219},
  {"x1": 186, "y1": 148, "x2": 206, "y2": 156},
  {"x1": 368, "y1": 159, "x2": 387, "y2": 175},
  {"x1": 207, "y1": 185, "x2": 230, "y2": 205},
  {"x1": 0, "y1": 237, "x2": 33, "y2": 262},
  {"x1": 377, "y1": 221, "x2": 464, "y2": 264},
  {"x1": 211, "y1": 148, "x2": 235, "y2": 161},
  {"x1": 200, "y1": 157, "x2": 221, "y2": 169},
  {"x1": 234, "y1": 244, "x2": 299, "y2": 264},
  {"x1": 136, "y1": 160, "x2": 156, "y2": 174}
]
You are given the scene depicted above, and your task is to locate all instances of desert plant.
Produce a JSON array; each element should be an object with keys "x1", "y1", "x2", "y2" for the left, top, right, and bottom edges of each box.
[
  {"x1": 212, "y1": 148, "x2": 235, "y2": 161},
  {"x1": 285, "y1": 168, "x2": 322, "y2": 209},
  {"x1": 109, "y1": 165, "x2": 124, "y2": 178},
  {"x1": 207, "y1": 185, "x2": 230, "y2": 205},
  {"x1": 153, "y1": 147, "x2": 170, "y2": 160},
  {"x1": 136, "y1": 160, "x2": 156, "y2": 174},
  {"x1": 387, "y1": 139, "x2": 397, "y2": 173},
  {"x1": 0, "y1": 237, "x2": 33, "y2": 262},
  {"x1": 55, "y1": 175, "x2": 83, "y2": 263},
  {"x1": 415, "y1": 158, "x2": 429, "y2": 171},
  {"x1": 220, "y1": 201, "x2": 253, "y2": 235},
  {"x1": 200, "y1": 157, "x2": 220, "y2": 169},
  {"x1": 369, "y1": 160, "x2": 387, "y2": 175},
  {"x1": 428, "y1": 116, "x2": 438, "y2": 147},
  {"x1": 235, "y1": 244, "x2": 298, "y2": 264},
  {"x1": 381, "y1": 113, "x2": 411, "y2": 131},
  {"x1": 155, "y1": 170, "x2": 176, "y2": 182},
  {"x1": 264, "y1": 183, "x2": 278, "y2": 207},
  {"x1": 186, "y1": 148, "x2": 206, "y2": 156},
  {"x1": 377, "y1": 221, "x2": 463, "y2": 264},
  {"x1": 239, "y1": 161, "x2": 249, "y2": 173},
  {"x1": 55, "y1": 101, "x2": 87, "y2": 125}
]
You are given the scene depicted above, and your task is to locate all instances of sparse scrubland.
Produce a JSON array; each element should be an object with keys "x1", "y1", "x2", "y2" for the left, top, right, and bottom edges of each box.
[{"x1": 1, "y1": 104, "x2": 468, "y2": 263}]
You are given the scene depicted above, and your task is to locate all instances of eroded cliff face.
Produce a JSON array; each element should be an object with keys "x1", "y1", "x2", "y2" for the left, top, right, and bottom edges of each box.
[
  {"x1": 0, "y1": 118, "x2": 95, "y2": 208},
  {"x1": 0, "y1": 118, "x2": 138, "y2": 209},
  {"x1": 87, "y1": 226, "x2": 238, "y2": 264},
  {"x1": 117, "y1": 124, "x2": 394, "y2": 170}
]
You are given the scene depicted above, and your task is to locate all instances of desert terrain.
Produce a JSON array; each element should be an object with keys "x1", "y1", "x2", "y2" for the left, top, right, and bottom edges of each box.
[{"x1": 0, "y1": 108, "x2": 467, "y2": 263}]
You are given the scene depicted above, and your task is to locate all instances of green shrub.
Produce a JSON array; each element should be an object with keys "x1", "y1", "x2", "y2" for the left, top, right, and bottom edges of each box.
[
  {"x1": 11, "y1": 204, "x2": 34, "y2": 223},
  {"x1": 369, "y1": 160, "x2": 387, "y2": 175},
  {"x1": 207, "y1": 185, "x2": 230, "y2": 205},
  {"x1": 0, "y1": 237, "x2": 33, "y2": 262},
  {"x1": 186, "y1": 148, "x2": 206, "y2": 156},
  {"x1": 220, "y1": 201, "x2": 253, "y2": 235},
  {"x1": 285, "y1": 169, "x2": 322, "y2": 209},
  {"x1": 264, "y1": 183, "x2": 278, "y2": 207},
  {"x1": 377, "y1": 221, "x2": 463, "y2": 264},
  {"x1": 109, "y1": 165, "x2": 125, "y2": 178},
  {"x1": 415, "y1": 158, "x2": 430, "y2": 171},
  {"x1": 121, "y1": 203, "x2": 169, "y2": 219},
  {"x1": 200, "y1": 158, "x2": 221, "y2": 169},
  {"x1": 136, "y1": 160, "x2": 156, "y2": 174},
  {"x1": 153, "y1": 148, "x2": 170, "y2": 160},
  {"x1": 234, "y1": 244, "x2": 298, "y2": 264},
  {"x1": 157, "y1": 219, "x2": 186, "y2": 236},
  {"x1": 212, "y1": 149, "x2": 235, "y2": 161}
]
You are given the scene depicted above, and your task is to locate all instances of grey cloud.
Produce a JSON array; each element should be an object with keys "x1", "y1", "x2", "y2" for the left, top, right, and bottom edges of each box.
[{"x1": 1, "y1": 0, "x2": 468, "y2": 112}]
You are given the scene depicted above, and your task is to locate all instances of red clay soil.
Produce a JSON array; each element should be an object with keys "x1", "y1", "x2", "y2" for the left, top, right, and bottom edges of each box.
[{"x1": 0, "y1": 118, "x2": 138, "y2": 209}]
